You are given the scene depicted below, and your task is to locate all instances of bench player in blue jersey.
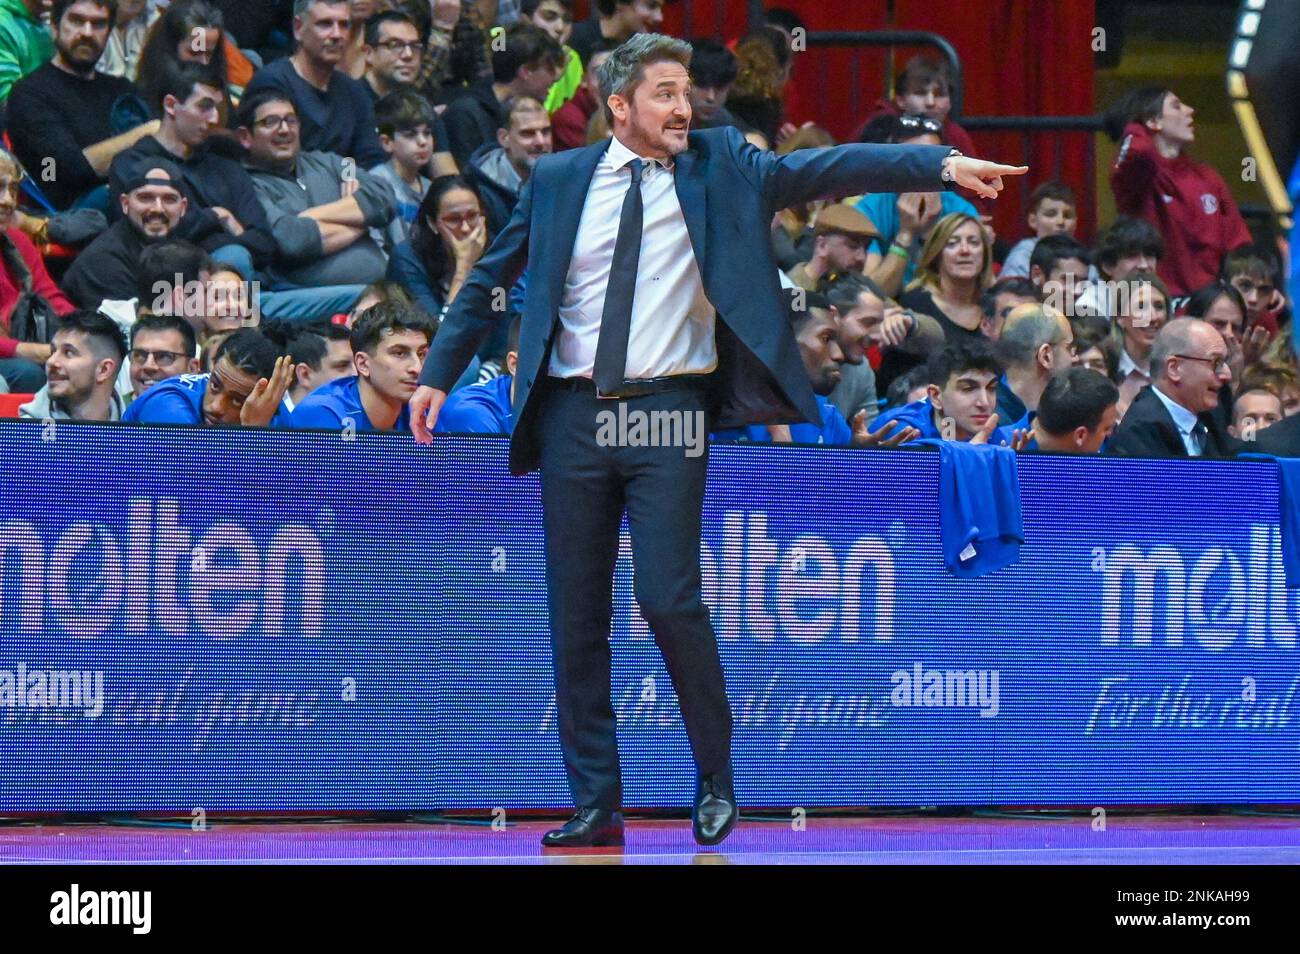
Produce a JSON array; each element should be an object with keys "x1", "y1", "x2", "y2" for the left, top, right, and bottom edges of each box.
[
  {"x1": 289, "y1": 301, "x2": 434, "y2": 432},
  {"x1": 123, "y1": 328, "x2": 295, "y2": 426},
  {"x1": 435, "y1": 316, "x2": 519, "y2": 435},
  {"x1": 873, "y1": 340, "x2": 1032, "y2": 447}
]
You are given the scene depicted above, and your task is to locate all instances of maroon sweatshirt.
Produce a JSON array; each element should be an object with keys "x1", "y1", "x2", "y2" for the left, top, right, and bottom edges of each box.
[{"x1": 1110, "y1": 121, "x2": 1251, "y2": 296}]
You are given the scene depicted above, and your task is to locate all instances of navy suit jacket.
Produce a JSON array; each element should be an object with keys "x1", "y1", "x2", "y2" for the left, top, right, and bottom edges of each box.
[{"x1": 418, "y1": 125, "x2": 951, "y2": 475}]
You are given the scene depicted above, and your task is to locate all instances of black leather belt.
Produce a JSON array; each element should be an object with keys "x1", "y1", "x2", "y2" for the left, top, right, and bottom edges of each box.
[{"x1": 547, "y1": 373, "x2": 715, "y2": 399}]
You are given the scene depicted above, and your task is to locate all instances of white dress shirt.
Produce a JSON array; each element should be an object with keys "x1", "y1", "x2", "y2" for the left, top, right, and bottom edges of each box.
[
  {"x1": 1150, "y1": 384, "x2": 1204, "y2": 455},
  {"x1": 548, "y1": 135, "x2": 718, "y2": 380},
  {"x1": 1116, "y1": 346, "x2": 1151, "y2": 417}
]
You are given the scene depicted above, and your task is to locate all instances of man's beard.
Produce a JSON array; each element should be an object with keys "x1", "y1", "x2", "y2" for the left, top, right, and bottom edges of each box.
[
  {"x1": 131, "y1": 216, "x2": 175, "y2": 242},
  {"x1": 57, "y1": 38, "x2": 105, "y2": 72}
]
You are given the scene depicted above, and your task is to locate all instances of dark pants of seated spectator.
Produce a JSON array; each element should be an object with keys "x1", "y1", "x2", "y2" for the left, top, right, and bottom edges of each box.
[{"x1": 0, "y1": 357, "x2": 47, "y2": 392}]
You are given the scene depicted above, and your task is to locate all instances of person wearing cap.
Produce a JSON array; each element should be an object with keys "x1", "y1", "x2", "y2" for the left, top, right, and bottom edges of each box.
[
  {"x1": 62, "y1": 160, "x2": 190, "y2": 309},
  {"x1": 854, "y1": 113, "x2": 982, "y2": 297},
  {"x1": 784, "y1": 203, "x2": 880, "y2": 293}
]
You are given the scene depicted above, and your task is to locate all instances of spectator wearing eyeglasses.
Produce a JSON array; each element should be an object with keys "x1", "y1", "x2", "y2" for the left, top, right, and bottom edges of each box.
[
  {"x1": 855, "y1": 114, "x2": 980, "y2": 297},
  {"x1": 994, "y1": 303, "x2": 1077, "y2": 428},
  {"x1": 241, "y1": 0, "x2": 387, "y2": 168},
  {"x1": 361, "y1": 11, "x2": 456, "y2": 178},
  {"x1": 386, "y1": 174, "x2": 489, "y2": 321},
  {"x1": 237, "y1": 90, "x2": 397, "y2": 320},
  {"x1": 1108, "y1": 317, "x2": 1233, "y2": 457},
  {"x1": 128, "y1": 313, "x2": 200, "y2": 399}
]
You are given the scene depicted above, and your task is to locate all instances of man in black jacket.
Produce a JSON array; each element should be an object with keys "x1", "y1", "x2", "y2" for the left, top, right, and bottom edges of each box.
[
  {"x1": 442, "y1": 23, "x2": 563, "y2": 169},
  {"x1": 109, "y1": 64, "x2": 274, "y2": 278},
  {"x1": 62, "y1": 159, "x2": 193, "y2": 309},
  {"x1": 1108, "y1": 317, "x2": 1234, "y2": 457}
]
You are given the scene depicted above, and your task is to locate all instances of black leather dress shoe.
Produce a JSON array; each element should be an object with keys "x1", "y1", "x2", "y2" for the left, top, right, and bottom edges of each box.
[
  {"x1": 540, "y1": 808, "x2": 625, "y2": 847},
  {"x1": 692, "y1": 774, "x2": 738, "y2": 846}
]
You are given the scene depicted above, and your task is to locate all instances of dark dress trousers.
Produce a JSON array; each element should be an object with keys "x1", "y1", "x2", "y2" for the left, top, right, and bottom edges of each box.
[{"x1": 419, "y1": 125, "x2": 950, "y2": 808}]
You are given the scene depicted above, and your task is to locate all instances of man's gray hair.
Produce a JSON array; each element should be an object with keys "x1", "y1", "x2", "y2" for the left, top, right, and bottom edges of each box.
[
  {"x1": 997, "y1": 305, "x2": 1065, "y2": 367},
  {"x1": 294, "y1": 0, "x2": 348, "y2": 17},
  {"x1": 598, "y1": 33, "x2": 693, "y2": 124},
  {"x1": 1148, "y1": 317, "x2": 1208, "y2": 381}
]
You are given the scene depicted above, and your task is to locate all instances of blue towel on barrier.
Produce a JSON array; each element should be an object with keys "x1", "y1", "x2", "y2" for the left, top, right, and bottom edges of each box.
[
  {"x1": 1238, "y1": 453, "x2": 1300, "y2": 588},
  {"x1": 918, "y1": 439, "x2": 1024, "y2": 577},
  {"x1": 1273, "y1": 458, "x2": 1300, "y2": 588}
]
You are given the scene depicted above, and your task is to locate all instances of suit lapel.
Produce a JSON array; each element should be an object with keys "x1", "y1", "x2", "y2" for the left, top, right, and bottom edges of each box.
[
  {"x1": 544, "y1": 141, "x2": 609, "y2": 311},
  {"x1": 673, "y1": 149, "x2": 707, "y2": 272}
]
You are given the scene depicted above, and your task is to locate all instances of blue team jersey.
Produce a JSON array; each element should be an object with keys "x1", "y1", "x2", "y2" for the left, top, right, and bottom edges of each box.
[
  {"x1": 711, "y1": 394, "x2": 852, "y2": 445},
  {"x1": 435, "y1": 374, "x2": 515, "y2": 435},
  {"x1": 872, "y1": 398, "x2": 1020, "y2": 446},
  {"x1": 123, "y1": 373, "x2": 209, "y2": 424},
  {"x1": 288, "y1": 374, "x2": 410, "y2": 432},
  {"x1": 122, "y1": 373, "x2": 292, "y2": 426}
]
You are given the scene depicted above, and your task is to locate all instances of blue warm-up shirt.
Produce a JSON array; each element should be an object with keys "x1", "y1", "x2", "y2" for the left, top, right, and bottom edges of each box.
[
  {"x1": 872, "y1": 397, "x2": 1020, "y2": 446},
  {"x1": 712, "y1": 394, "x2": 852, "y2": 445},
  {"x1": 123, "y1": 373, "x2": 292, "y2": 426},
  {"x1": 435, "y1": 374, "x2": 515, "y2": 435},
  {"x1": 288, "y1": 374, "x2": 410, "y2": 431}
]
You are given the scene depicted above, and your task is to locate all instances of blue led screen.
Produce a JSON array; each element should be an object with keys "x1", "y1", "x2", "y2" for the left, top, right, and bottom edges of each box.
[{"x1": 0, "y1": 421, "x2": 1296, "y2": 811}]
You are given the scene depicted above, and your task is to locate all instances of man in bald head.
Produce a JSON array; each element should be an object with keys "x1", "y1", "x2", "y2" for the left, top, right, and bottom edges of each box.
[
  {"x1": 1108, "y1": 316, "x2": 1233, "y2": 457},
  {"x1": 993, "y1": 302, "x2": 1076, "y2": 427}
]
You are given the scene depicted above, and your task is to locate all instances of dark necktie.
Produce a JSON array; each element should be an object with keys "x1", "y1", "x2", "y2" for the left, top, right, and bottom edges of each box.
[
  {"x1": 1192, "y1": 420, "x2": 1209, "y2": 456},
  {"x1": 592, "y1": 158, "x2": 646, "y2": 393}
]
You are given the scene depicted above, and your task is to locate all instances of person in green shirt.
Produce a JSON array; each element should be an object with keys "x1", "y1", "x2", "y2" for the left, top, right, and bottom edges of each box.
[
  {"x1": 0, "y1": 0, "x2": 54, "y2": 101},
  {"x1": 521, "y1": 0, "x2": 582, "y2": 114}
]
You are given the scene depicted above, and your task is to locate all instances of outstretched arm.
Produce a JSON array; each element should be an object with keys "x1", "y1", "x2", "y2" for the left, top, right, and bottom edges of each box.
[{"x1": 726, "y1": 126, "x2": 1026, "y2": 210}]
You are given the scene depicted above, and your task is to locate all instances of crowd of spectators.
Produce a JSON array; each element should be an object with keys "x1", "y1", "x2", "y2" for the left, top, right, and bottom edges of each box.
[{"x1": 0, "y1": 0, "x2": 1294, "y2": 459}]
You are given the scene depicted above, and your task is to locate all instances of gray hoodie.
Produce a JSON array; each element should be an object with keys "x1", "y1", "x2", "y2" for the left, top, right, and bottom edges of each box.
[{"x1": 19, "y1": 385, "x2": 124, "y2": 421}]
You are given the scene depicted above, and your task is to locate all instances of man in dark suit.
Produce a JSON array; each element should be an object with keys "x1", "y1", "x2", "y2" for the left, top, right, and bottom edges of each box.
[
  {"x1": 1109, "y1": 317, "x2": 1234, "y2": 457},
  {"x1": 409, "y1": 34, "x2": 1025, "y2": 847}
]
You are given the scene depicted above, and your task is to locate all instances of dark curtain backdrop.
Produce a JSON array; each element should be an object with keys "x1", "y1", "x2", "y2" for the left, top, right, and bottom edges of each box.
[{"x1": 573, "y1": 1, "x2": 1097, "y2": 243}]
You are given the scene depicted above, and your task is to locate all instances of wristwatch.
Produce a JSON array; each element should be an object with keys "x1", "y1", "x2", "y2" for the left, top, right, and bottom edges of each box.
[{"x1": 941, "y1": 149, "x2": 962, "y2": 183}]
